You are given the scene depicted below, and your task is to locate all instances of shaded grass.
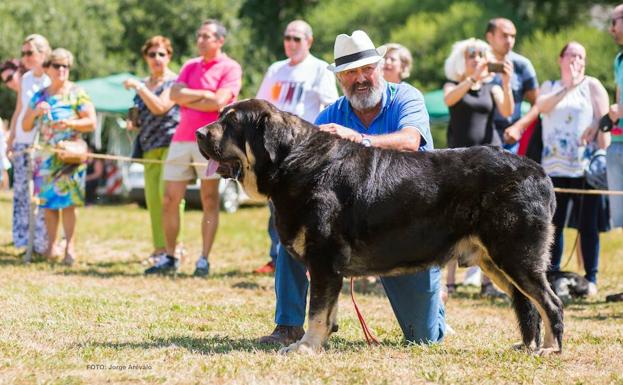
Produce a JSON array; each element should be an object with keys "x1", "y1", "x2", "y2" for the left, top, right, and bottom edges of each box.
[{"x1": 0, "y1": 191, "x2": 622, "y2": 384}]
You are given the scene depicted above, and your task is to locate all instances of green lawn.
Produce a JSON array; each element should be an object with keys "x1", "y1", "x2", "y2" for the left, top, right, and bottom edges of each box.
[{"x1": 0, "y1": 190, "x2": 621, "y2": 384}]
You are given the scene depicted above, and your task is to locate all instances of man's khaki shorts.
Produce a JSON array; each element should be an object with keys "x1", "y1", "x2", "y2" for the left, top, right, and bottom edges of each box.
[{"x1": 163, "y1": 141, "x2": 219, "y2": 181}]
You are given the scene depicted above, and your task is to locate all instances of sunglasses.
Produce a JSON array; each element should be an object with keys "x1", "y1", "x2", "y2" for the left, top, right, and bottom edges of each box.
[
  {"x1": 1, "y1": 72, "x2": 15, "y2": 84},
  {"x1": 21, "y1": 50, "x2": 34, "y2": 57},
  {"x1": 147, "y1": 51, "x2": 167, "y2": 58},
  {"x1": 466, "y1": 47, "x2": 485, "y2": 59},
  {"x1": 284, "y1": 35, "x2": 303, "y2": 43},
  {"x1": 51, "y1": 63, "x2": 70, "y2": 70}
]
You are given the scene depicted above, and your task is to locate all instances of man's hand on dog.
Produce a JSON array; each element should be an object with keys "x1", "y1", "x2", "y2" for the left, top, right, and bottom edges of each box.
[{"x1": 319, "y1": 123, "x2": 362, "y2": 142}]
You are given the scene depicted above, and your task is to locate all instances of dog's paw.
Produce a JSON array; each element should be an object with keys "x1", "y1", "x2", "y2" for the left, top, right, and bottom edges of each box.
[
  {"x1": 536, "y1": 347, "x2": 561, "y2": 356},
  {"x1": 511, "y1": 341, "x2": 537, "y2": 352},
  {"x1": 278, "y1": 341, "x2": 319, "y2": 355}
]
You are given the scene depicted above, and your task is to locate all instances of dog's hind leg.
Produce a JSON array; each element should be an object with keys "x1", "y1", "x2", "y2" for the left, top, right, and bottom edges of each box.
[
  {"x1": 478, "y1": 253, "x2": 541, "y2": 351},
  {"x1": 280, "y1": 265, "x2": 343, "y2": 354},
  {"x1": 490, "y1": 257, "x2": 564, "y2": 355},
  {"x1": 510, "y1": 287, "x2": 542, "y2": 351}
]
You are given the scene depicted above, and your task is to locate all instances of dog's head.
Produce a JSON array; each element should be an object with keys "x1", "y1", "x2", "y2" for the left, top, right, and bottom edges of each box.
[{"x1": 196, "y1": 99, "x2": 312, "y2": 199}]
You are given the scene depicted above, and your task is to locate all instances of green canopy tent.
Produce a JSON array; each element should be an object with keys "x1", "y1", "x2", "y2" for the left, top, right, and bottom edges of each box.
[
  {"x1": 76, "y1": 73, "x2": 138, "y2": 154},
  {"x1": 76, "y1": 73, "x2": 138, "y2": 195},
  {"x1": 77, "y1": 73, "x2": 137, "y2": 114}
]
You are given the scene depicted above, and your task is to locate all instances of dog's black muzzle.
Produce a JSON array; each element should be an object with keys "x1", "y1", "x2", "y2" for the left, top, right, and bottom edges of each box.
[{"x1": 196, "y1": 125, "x2": 222, "y2": 161}]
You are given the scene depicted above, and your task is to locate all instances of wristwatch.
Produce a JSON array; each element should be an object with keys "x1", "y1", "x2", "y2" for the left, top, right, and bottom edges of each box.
[{"x1": 361, "y1": 134, "x2": 372, "y2": 147}]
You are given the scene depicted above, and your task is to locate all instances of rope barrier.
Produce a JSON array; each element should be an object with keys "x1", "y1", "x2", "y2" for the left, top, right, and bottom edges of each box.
[
  {"x1": 552, "y1": 187, "x2": 623, "y2": 195},
  {"x1": 12, "y1": 144, "x2": 209, "y2": 167}
]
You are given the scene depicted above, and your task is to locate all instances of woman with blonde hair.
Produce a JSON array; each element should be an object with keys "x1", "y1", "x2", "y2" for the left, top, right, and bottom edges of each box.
[
  {"x1": 381, "y1": 43, "x2": 413, "y2": 83},
  {"x1": 22, "y1": 48, "x2": 96, "y2": 265},
  {"x1": 443, "y1": 38, "x2": 514, "y2": 297},
  {"x1": 123, "y1": 36, "x2": 184, "y2": 265},
  {"x1": 7, "y1": 34, "x2": 51, "y2": 255}
]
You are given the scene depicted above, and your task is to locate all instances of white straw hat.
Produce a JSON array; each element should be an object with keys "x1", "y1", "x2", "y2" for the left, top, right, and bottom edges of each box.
[{"x1": 327, "y1": 30, "x2": 387, "y2": 73}]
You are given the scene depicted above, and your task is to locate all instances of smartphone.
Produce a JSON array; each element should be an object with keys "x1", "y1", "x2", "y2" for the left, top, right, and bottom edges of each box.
[{"x1": 487, "y1": 62, "x2": 504, "y2": 73}]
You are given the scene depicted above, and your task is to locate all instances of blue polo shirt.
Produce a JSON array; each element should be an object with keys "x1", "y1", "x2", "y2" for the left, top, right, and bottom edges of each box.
[
  {"x1": 491, "y1": 51, "x2": 538, "y2": 130},
  {"x1": 314, "y1": 82, "x2": 434, "y2": 151}
]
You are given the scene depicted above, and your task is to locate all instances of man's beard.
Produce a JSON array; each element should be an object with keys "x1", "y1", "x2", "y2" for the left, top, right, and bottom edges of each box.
[{"x1": 341, "y1": 76, "x2": 385, "y2": 111}]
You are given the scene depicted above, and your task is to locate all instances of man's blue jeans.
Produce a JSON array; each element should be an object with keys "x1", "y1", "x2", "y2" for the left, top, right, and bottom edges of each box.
[
  {"x1": 267, "y1": 202, "x2": 279, "y2": 263},
  {"x1": 274, "y1": 246, "x2": 446, "y2": 343}
]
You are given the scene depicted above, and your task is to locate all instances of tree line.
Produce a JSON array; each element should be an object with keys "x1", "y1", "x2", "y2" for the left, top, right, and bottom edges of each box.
[{"x1": 0, "y1": 0, "x2": 621, "y2": 119}]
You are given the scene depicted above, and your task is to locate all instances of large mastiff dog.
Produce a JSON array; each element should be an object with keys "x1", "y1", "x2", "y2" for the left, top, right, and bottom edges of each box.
[{"x1": 196, "y1": 99, "x2": 564, "y2": 355}]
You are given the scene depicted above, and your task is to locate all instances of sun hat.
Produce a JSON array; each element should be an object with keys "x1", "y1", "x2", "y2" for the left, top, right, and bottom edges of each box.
[{"x1": 327, "y1": 30, "x2": 387, "y2": 73}]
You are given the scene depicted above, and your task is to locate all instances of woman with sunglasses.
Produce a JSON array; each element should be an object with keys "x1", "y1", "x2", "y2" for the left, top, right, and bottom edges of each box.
[
  {"x1": 7, "y1": 34, "x2": 51, "y2": 256},
  {"x1": 0, "y1": 59, "x2": 23, "y2": 191},
  {"x1": 442, "y1": 38, "x2": 514, "y2": 298},
  {"x1": 22, "y1": 48, "x2": 96, "y2": 265},
  {"x1": 537, "y1": 41, "x2": 610, "y2": 296},
  {"x1": 123, "y1": 36, "x2": 182, "y2": 265},
  {"x1": 0, "y1": 59, "x2": 23, "y2": 93}
]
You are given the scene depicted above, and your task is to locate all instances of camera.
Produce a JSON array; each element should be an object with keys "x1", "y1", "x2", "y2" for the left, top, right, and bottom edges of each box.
[{"x1": 487, "y1": 62, "x2": 504, "y2": 73}]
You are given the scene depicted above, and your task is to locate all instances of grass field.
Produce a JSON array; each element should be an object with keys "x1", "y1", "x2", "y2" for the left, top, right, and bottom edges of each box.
[{"x1": 0, "y1": 190, "x2": 622, "y2": 385}]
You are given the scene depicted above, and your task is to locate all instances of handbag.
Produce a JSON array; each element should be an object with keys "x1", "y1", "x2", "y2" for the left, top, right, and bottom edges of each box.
[
  {"x1": 56, "y1": 138, "x2": 88, "y2": 165},
  {"x1": 583, "y1": 140, "x2": 608, "y2": 190}
]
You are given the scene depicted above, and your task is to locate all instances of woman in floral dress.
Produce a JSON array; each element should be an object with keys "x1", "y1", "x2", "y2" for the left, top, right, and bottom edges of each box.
[{"x1": 22, "y1": 48, "x2": 96, "y2": 265}]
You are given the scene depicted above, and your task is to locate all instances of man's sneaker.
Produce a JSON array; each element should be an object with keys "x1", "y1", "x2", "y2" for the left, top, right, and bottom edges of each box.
[
  {"x1": 193, "y1": 256, "x2": 210, "y2": 277},
  {"x1": 587, "y1": 282, "x2": 598, "y2": 297},
  {"x1": 480, "y1": 282, "x2": 508, "y2": 299},
  {"x1": 144, "y1": 251, "x2": 167, "y2": 266},
  {"x1": 144, "y1": 255, "x2": 179, "y2": 275},
  {"x1": 253, "y1": 260, "x2": 275, "y2": 274},
  {"x1": 258, "y1": 325, "x2": 305, "y2": 346}
]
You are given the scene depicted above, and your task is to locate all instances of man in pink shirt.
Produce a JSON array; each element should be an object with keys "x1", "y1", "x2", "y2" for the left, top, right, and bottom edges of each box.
[{"x1": 145, "y1": 19, "x2": 242, "y2": 276}]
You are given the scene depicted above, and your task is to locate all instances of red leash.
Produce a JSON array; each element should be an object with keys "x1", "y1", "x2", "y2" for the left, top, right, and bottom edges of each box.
[{"x1": 350, "y1": 277, "x2": 380, "y2": 346}]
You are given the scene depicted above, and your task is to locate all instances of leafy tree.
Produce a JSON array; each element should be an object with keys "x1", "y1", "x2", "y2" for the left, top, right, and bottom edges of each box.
[
  {"x1": 0, "y1": 0, "x2": 125, "y2": 118},
  {"x1": 116, "y1": 0, "x2": 245, "y2": 75}
]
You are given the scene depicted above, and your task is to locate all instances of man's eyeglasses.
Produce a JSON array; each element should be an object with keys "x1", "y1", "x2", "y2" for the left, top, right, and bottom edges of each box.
[
  {"x1": 51, "y1": 63, "x2": 70, "y2": 70},
  {"x1": 1, "y1": 72, "x2": 15, "y2": 84},
  {"x1": 466, "y1": 47, "x2": 485, "y2": 59},
  {"x1": 284, "y1": 35, "x2": 303, "y2": 43},
  {"x1": 612, "y1": 16, "x2": 623, "y2": 26},
  {"x1": 147, "y1": 51, "x2": 167, "y2": 58},
  {"x1": 21, "y1": 50, "x2": 34, "y2": 57}
]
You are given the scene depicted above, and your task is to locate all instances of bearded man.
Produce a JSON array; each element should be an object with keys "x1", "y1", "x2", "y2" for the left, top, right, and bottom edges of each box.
[{"x1": 258, "y1": 30, "x2": 447, "y2": 346}]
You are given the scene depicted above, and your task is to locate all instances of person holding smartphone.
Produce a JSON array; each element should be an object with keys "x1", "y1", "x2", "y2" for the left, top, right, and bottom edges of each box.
[
  {"x1": 485, "y1": 18, "x2": 540, "y2": 151},
  {"x1": 442, "y1": 38, "x2": 514, "y2": 298},
  {"x1": 123, "y1": 35, "x2": 183, "y2": 266}
]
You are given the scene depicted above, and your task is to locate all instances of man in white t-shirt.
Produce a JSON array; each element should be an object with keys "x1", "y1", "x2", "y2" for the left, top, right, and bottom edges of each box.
[{"x1": 253, "y1": 20, "x2": 338, "y2": 275}]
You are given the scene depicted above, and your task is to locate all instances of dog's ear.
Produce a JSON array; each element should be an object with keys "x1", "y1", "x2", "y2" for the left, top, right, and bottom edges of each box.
[{"x1": 260, "y1": 111, "x2": 295, "y2": 163}]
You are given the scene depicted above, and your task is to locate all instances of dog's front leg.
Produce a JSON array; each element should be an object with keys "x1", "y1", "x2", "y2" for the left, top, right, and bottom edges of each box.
[{"x1": 280, "y1": 266, "x2": 342, "y2": 354}]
